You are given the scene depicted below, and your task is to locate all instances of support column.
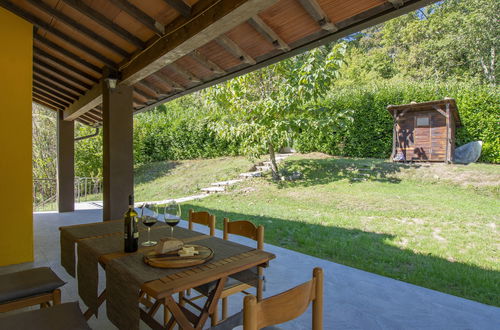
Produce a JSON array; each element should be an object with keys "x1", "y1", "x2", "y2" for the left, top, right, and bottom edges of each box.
[
  {"x1": 102, "y1": 82, "x2": 134, "y2": 221},
  {"x1": 57, "y1": 110, "x2": 75, "y2": 212}
]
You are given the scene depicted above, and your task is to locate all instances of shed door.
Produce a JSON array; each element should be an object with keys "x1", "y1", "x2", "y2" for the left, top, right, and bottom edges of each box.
[{"x1": 413, "y1": 115, "x2": 431, "y2": 161}]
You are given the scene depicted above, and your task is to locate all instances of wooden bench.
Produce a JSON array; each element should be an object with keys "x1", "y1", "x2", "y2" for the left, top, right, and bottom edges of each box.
[
  {"x1": 0, "y1": 267, "x2": 65, "y2": 312},
  {"x1": 0, "y1": 302, "x2": 90, "y2": 330}
]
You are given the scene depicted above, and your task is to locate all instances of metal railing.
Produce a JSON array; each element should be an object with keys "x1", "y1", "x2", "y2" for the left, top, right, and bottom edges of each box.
[{"x1": 33, "y1": 177, "x2": 103, "y2": 211}]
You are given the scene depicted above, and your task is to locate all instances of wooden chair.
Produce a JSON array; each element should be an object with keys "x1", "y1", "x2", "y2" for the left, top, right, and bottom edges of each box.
[
  {"x1": 210, "y1": 267, "x2": 323, "y2": 330},
  {"x1": 0, "y1": 267, "x2": 64, "y2": 313},
  {"x1": 243, "y1": 267, "x2": 323, "y2": 330},
  {"x1": 188, "y1": 209, "x2": 216, "y2": 236}
]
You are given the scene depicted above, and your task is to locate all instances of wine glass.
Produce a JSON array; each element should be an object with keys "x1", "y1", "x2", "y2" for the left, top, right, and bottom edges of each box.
[
  {"x1": 164, "y1": 201, "x2": 181, "y2": 238},
  {"x1": 141, "y1": 203, "x2": 157, "y2": 246}
]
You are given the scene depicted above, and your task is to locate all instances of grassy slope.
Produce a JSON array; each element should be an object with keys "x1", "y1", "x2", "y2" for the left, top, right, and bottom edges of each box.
[
  {"x1": 134, "y1": 156, "x2": 256, "y2": 201},
  {"x1": 180, "y1": 154, "x2": 500, "y2": 306}
]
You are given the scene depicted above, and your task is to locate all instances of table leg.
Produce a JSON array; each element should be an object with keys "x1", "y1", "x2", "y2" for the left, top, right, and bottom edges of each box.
[{"x1": 83, "y1": 289, "x2": 106, "y2": 320}]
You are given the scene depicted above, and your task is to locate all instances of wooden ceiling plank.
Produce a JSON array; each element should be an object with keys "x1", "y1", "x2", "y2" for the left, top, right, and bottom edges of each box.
[
  {"x1": 153, "y1": 72, "x2": 185, "y2": 91},
  {"x1": 61, "y1": 0, "x2": 145, "y2": 48},
  {"x1": 76, "y1": 117, "x2": 93, "y2": 126},
  {"x1": 33, "y1": 90, "x2": 70, "y2": 108},
  {"x1": 248, "y1": 16, "x2": 290, "y2": 51},
  {"x1": 33, "y1": 83, "x2": 74, "y2": 104},
  {"x1": 34, "y1": 48, "x2": 99, "y2": 84},
  {"x1": 33, "y1": 68, "x2": 85, "y2": 95},
  {"x1": 26, "y1": 0, "x2": 129, "y2": 57},
  {"x1": 162, "y1": 0, "x2": 192, "y2": 18},
  {"x1": 215, "y1": 35, "x2": 256, "y2": 65},
  {"x1": 296, "y1": 0, "x2": 339, "y2": 32},
  {"x1": 34, "y1": 75, "x2": 80, "y2": 100},
  {"x1": 0, "y1": 1, "x2": 117, "y2": 68},
  {"x1": 190, "y1": 50, "x2": 226, "y2": 75},
  {"x1": 109, "y1": 0, "x2": 165, "y2": 35},
  {"x1": 84, "y1": 110, "x2": 102, "y2": 122},
  {"x1": 34, "y1": 34, "x2": 103, "y2": 74},
  {"x1": 64, "y1": 81, "x2": 103, "y2": 121},
  {"x1": 168, "y1": 63, "x2": 202, "y2": 83},
  {"x1": 78, "y1": 113, "x2": 97, "y2": 125},
  {"x1": 133, "y1": 92, "x2": 149, "y2": 104},
  {"x1": 34, "y1": 60, "x2": 92, "y2": 90}
]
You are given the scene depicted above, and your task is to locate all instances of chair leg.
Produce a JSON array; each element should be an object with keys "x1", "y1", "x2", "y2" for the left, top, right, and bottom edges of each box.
[
  {"x1": 179, "y1": 291, "x2": 185, "y2": 307},
  {"x1": 211, "y1": 303, "x2": 219, "y2": 326},
  {"x1": 222, "y1": 297, "x2": 228, "y2": 320},
  {"x1": 52, "y1": 289, "x2": 61, "y2": 305}
]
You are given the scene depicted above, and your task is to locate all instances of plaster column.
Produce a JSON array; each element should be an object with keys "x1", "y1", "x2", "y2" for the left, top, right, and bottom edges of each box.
[
  {"x1": 102, "y1": 82, "x2": 134, "y2": 221},
  {"x1": 57, "y1": 110, "x2": 75, "y2": 212}
]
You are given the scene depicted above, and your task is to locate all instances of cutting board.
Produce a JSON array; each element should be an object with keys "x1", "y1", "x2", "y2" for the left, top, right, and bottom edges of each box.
[{"x1": 143, "y1": 244, "x2": 214, "y2": 268}]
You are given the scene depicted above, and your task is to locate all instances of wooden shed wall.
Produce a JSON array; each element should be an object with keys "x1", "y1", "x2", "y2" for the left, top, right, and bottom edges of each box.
[{"x1": 395, "y1": 110, "x2": 451, "y2": 162}]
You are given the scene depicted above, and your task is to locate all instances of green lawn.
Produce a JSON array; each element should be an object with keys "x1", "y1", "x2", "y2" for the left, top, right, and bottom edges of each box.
[{"x1": 180, "y1": 153, "x2": 500, "y2": 306}]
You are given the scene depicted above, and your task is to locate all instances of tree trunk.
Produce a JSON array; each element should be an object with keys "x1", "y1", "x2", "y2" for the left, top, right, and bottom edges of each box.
[{"x1": 268, "y1": 142, "x2": 279, "y2": 180}]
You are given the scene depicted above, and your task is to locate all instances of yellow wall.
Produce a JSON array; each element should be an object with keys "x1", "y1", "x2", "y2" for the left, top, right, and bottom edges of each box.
[{"x1": 0, "y1": 7, "x2": 33, "y2": 266}]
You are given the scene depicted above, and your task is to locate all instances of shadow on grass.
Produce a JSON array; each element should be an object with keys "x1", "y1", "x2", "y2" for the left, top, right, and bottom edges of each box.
[
  {"x1": 134, "y1": 160, "x2": 181, "y2": 185},
  {"x1": 274, "y1": 157, "x2": 421, "y2": 188},
  {"x1": 182, "y1": 203, "x2": 500, "y2": 307}
]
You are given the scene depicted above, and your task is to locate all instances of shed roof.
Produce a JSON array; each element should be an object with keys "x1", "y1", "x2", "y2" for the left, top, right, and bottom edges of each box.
[
  {"x1": 387, "y1": 99, "x2": 461, "y2": 126},
  {"x1": 1, "y1": 0, "x2": 437, "y2": 126}
]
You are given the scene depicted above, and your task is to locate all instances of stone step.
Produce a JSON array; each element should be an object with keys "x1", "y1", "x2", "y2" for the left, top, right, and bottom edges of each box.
[
  {"x1": 200, "y1": 186, "x2": 225, "y2": 193},
  {"x1": 256, "y1": 165, "x2": 271, "y2": 171},
  {"x1": 211, "y1": 179, "x2": 243, "y2": 187},
  {"x1": 240, "y1": 171, "x2": 262, "y2": 178}
]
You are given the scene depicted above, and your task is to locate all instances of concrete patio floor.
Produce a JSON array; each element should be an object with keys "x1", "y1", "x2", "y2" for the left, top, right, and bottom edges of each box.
[{"x1": 1, "y1": 209, "x2": 499, "y2": 329}]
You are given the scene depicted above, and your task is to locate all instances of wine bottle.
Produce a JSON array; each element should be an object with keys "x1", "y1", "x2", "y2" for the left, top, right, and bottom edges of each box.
[{"x1": 124, "y1": 194, "x2": 139, "y2": 253}]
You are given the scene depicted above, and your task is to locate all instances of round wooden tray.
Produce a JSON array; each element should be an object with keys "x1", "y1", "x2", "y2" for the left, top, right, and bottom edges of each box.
[{"x1": 143, "y1": 244, "x2": 214, "y2": 268}]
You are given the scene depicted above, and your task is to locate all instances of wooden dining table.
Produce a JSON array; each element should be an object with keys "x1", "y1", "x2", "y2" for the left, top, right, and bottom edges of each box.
[{"x1": 59, "y1": 220, "x2": 275, "y2": 330}]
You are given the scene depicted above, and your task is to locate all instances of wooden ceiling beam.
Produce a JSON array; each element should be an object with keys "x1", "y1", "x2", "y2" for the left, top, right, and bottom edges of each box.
[
  {"x1": 0, "y1": 1, "x2": 117, "y2": 68},
  {"x1": 168, "y1": 63, "x2": 202, "y2": 83},
  {"x1": 33, "y1": 84, "x2": 74, "y2": 104},
  {"x1": 120, "y1": 0, "x2": 274, "y2": 85},
  {"x1": 33, "y1": 95, "x2": 64, "y2": 111},
  {"x1": 163, "y1": 0, "x2": 192, "y2": 18},
  {"x1": 133, "y1": 88, "x2": 154, "y2": 103},
  {"x1": 26, "y1": 0, "x2": 129, "y2": 57},
  {"x1": 34, "y1": 48, "x2": 99, "y2": 84},
  {"x1": 63, "y1": 0, "x2": 274, "y2": 121},
  {"x1": 85, "y1": 110, "x2": 103, "y2": 122},
  {"x1": 34, "y1": 75, "x2": 80, "y2": 100},
  {"x1": 152, "y1": 72, "x2": 185, "y2": 91},
  {"x1": 33, "y1": 34, "x2": 103, "y2": 74},
  {"x1": 33, "y1": 68, "x2": 85, "y2": 95},
  {"x1": 296, "y1": 0, "x2": 338, "y2": 32},
  {"x1": 61, "y1": 0, "x2": 145, "y2": 48},
  {"x1": 33, "y1": 90, "x2": 70, "y2": 108},
  {"x1": 63, "y1": 81, "x2": 103, "y2": 121},
  {"x1": 216, "y1": 35, "x2": 256, "y2": 65},
  {"x1": 78, "y1": 113, "x2": 97, "y2": 125},
  {"x1": 248, "y1": 16, "x2": 290, "y2": 51},
  {"x1": 34, "y1": 60, "x2": 92, "y2": 90},
  {"x1": 109, "y1": 0, "x2": 165, "y2": 35},
  {"x1": 135, "y1": 81, "x2": 163, "y2": 98},
  {"x1": 133, "y1": 92, "x2": 149, "y2": 105},
  {"x1": 190, "y1": 50, "x2": 226, "y2": 75}
]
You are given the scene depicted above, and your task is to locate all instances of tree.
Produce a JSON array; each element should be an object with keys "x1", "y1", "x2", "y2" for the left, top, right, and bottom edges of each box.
[{"x1": 206, "y1": 43, "x2": 349, "y2": 179}]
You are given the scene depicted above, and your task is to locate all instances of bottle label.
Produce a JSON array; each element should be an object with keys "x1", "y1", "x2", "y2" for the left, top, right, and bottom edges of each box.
[{"x1": 133, "y1": 232, "x2": 139, "y2": 238}]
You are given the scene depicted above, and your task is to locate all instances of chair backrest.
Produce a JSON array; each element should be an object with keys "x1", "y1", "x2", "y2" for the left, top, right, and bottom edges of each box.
[
  {"x1": 223, "y1": 218, "x2": 264, "y2": 250},
  {"x1": 243, "y1": 267, "x2": 323, "y2": 330},
  {"x1": 188, "y1": 209, "x2": 215, "y2": 236}
]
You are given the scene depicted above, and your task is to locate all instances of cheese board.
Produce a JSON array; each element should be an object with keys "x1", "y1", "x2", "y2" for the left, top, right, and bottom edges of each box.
[{"x1": 143, "y1": 244, "x2": 214, "y2": 268}]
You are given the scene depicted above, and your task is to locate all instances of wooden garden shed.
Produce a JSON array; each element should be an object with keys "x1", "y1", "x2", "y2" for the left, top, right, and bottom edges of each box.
[{"x1": 387, "y1": 99, "x2": 461, "y2": 163}]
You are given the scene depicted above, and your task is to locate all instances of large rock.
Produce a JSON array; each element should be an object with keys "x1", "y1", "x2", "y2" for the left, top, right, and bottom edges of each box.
[{"x1": 454, "y1": 141, "x2": 483, "y2": 164}]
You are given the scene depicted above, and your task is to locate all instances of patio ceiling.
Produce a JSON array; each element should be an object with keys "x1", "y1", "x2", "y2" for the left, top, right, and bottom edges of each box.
[{"x1": 1, "y1": 0, "x2": 436, "y2": 126}]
